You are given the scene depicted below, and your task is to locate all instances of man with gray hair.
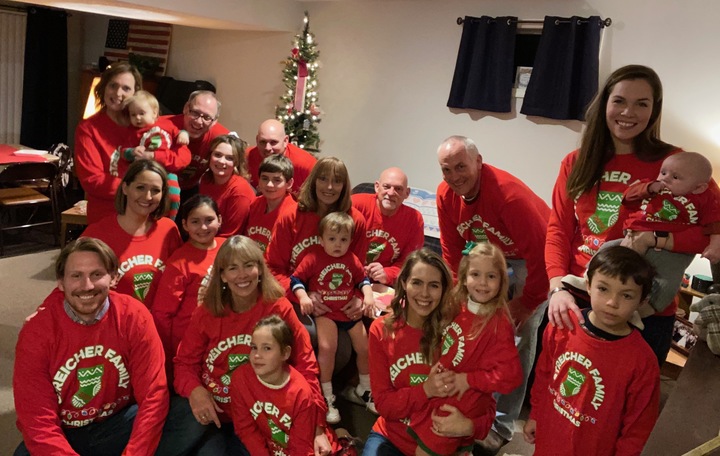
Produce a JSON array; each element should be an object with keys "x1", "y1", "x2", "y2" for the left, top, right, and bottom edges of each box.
[
  {"x1": 165, "y1": 90, "x2": 230, "y2": 191},
  {"x1": 436, "y1": 135, "x2": 550, "y2": 454}
]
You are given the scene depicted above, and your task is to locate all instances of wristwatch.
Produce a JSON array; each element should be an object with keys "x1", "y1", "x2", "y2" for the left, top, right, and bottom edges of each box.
[
  {"x1": 654, "y1": 231, "x2": 669, "y2": 251},
  {"x1": 548, "y1": 286, "x2": 568, "y2": 300}
]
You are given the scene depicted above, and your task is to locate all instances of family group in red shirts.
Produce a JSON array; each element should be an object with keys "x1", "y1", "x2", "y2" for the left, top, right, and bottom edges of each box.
[{"x1": 13, "y1": 61, "x2": 720, "y2": 456}]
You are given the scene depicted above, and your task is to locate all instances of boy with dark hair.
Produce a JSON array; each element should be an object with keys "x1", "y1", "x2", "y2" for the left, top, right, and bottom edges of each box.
[
  {"x1": 244, "y1": 154, "x2": 296, "y2": 252},
  {"x1": 524, "y1": 245, "x2": 660, "y2": 456}
]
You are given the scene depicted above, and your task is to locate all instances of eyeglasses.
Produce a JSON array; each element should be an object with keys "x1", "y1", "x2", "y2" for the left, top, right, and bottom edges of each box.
[{"x1": 188, "y1": 109, "x2": 216, "y2": 123}]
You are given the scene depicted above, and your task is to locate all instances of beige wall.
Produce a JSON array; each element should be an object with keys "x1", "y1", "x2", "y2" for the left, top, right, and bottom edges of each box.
[{"x1": 75, "y1": 0, "x2": 720, "y2": 276}]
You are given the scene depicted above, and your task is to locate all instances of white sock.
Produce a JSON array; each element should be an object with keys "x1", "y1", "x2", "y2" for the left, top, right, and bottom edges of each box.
[
  {"x1": 321, "y1": 381, "x2": 334, "y2": 399},
  {"x1": 358, "y1": 374, "x2": 371, "y2": 392}
]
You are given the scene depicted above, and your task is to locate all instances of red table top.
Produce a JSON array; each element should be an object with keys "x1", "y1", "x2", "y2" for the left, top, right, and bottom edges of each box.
[{"x1": 0, "y1": 144, "x2": 49, "y2": 165}]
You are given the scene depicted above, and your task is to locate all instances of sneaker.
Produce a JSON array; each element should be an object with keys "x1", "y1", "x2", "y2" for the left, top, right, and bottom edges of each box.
[
  {"x1": 341, "y1": 385, "x2": 378, "y2": 415},
  {"x1": 325, "y1": 395, "x2": 341, "y2": 424}
]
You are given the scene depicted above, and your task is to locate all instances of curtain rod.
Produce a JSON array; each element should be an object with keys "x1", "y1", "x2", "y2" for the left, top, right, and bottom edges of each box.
[
  {"x1": 456, "y1": 17, "x2": 612, "y2": 27},
  {"x1": 0, "y1": 4, "x2": 27, "y2": 15}
]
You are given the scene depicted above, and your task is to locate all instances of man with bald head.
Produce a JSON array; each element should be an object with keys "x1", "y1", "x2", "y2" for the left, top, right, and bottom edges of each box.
[
  {"x1": 246, "y1": 119, "x2": 317, "y2": 191},
  {"x1": 352, "y1": 167, "x2": 425, "y2": 286},
  {"x1": 165, "y1": 90, "x2": 229, "y2": 191},
  {"x1": 436, "y1": 135, "x2": 550, "y2": 454}
]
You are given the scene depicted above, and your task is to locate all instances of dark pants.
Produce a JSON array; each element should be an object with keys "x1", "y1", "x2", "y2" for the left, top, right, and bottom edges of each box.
[
  {"x1": 640, "y1": 314, "x2": 675, "y2": 366},
  {"x1": 15, "y1": 396, "x2": 204, "y2": 456},
  {"x1": 195, "y1": 421, "x2": 249, "y2": 456}
]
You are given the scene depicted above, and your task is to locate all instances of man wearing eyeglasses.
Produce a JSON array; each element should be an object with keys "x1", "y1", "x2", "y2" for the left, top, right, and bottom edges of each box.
[
  {"x1": 166, "y1": 90, "x2": 229, "y2": 193},
  {"x1": 246, "y1": 119, "x2": 317, "y2": 192}
]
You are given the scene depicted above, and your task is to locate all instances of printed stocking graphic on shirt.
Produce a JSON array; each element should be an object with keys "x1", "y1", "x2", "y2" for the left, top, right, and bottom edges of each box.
[
  {"x1": 409, "y1": 374, "x2": 428, "y2": 385},
  {"x1": 146, "y1": 134, "x2": 162, "y2": 151},
  {"x1": 109, "y1": 149, "x2": 121, "y2": 177},
  {"x1": 140, "y1": 126, "x2": 172, "y2": 151},
  {"x1": 471, "y1": 227, "x2": 489, "y2": 242},
  {"x1": 72, "y1": 365, "x2": 104, "y2": 408},
  {"x1": 654, "y1": 200, "x2": 681, "y2": 221},
  {"x1": 133, "y1": 272, "x2": 154, "y2": 301},
  {"x1": 559, "y1": 367, "x2": 586, "y2": 397},
  {"x1": 328, "y1": 272, "x2": 344, "y2": 290},
  {"x1": 586, "y1": 191, "x2": 622, "y2": 234},
  {"x1": 268, "y1": 418, "x2": 290, "y2": 447},
  {"x1": 221, "y1": 353, "x2": 248, "y2": 385},
  {"x1": 441, "y1": 332, "x2": 455, "y2": 356},
  {"x1": 366, "y1": 242, "x2": 386, "y2": 263}
]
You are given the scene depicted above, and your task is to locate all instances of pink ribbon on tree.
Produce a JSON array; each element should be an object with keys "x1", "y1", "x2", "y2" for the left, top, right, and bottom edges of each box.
[{"x1": 294, "y1": 59, "x2": 308, "y2": 112}]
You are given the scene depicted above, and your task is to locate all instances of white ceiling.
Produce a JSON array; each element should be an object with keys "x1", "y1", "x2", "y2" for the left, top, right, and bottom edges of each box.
[{"x1": 1, "y1": 0, "x2": 303, "y2": 30}]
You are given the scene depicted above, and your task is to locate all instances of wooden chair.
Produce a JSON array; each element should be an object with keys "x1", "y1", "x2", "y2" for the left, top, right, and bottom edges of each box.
[
  {"x1": 0, "y1": 162, "x2": 59, "y2": 255},
  {"x1": 60, "y1": 203, "x2": 88, "y2": 246}
]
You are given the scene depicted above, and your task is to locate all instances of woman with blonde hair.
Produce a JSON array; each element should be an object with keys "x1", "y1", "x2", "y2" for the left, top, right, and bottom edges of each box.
[
  {"x1": 267, "y1": 156, "x2": 368, "y2": 310},
  {"x1": 173, "y1": 235, "x2": 326, "y2": 455}
]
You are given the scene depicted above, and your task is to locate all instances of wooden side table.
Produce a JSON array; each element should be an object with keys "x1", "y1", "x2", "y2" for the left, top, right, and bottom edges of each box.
[
  {"x1": 60, "y1": 205, "x2": 87, "y2": 246},
  {"x1": 677, "y1": 286, "x2": 705, "y2": 317}
]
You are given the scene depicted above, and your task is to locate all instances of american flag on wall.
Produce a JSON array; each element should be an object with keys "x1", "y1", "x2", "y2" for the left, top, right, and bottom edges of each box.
[{"x1": 104, "y1": 19, "x2": 172, "y2": 76}]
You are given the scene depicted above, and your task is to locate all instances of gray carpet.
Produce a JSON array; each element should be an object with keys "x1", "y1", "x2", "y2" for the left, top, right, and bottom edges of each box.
[{"x1": 0, "y1": 248, "x2": 59, "y2": 456}]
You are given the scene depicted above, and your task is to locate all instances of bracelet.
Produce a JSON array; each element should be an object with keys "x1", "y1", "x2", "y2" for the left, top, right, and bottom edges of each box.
[{"x1": 548, "y1": 286, "x2": 568, "y2": 300}]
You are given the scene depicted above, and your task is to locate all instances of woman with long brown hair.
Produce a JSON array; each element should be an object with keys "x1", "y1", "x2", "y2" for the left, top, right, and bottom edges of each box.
[{"x1": 75, "y1": 62, "x2": 142, "y2": 224}]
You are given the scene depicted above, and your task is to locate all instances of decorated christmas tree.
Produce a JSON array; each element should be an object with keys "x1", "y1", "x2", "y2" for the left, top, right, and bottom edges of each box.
[{"x1": 275, "y1": 11, "x2": 322, "y2": 153}]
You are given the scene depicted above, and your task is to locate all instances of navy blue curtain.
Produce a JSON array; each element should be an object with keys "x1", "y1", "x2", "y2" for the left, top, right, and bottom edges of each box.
[
  {"x1": 20, "y1": 7, "x2": 68, "y2": 149},
  {"x1": 520, "y1": 16, "x2": 602, "y2": 121},
  {"x1": 447, "y1": 16, "x2": 517, "y2": 113}
]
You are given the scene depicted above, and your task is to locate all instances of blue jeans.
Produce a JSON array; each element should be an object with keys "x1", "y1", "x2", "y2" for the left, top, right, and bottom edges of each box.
[
  {"x1": 14, "y1": 395, "x2": 204, "y2": 456},
  {"x1": 362, "y1": 430, "x2": 405, "y2": 456},
  {"x1": 492, "y1": 260, "x2": 545, "y2": 442}
]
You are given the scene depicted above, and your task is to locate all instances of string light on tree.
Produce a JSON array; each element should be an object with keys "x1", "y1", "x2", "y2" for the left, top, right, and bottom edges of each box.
[{"x1": 274, "y1": 10, "x2": 322, "y2": 152}]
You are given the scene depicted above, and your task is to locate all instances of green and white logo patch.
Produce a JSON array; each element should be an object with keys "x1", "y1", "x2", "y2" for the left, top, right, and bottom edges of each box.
[
  {"x1": 587, "y1": 191, "x2": 622, "y2": 234},
  {"x1": 366, "y1": 242, "x2": 386, "y2": 263},
  {"x1": 409, "y1": 374, "x2": 428, "y2": 385},
  {"x1": 72, "y1": 364, "x2": 104, "y2": 408},
  {"x1": 133, "y1": 272, "x2": 154, "y2": 301},
  {"x1": 268, "y1": 418, "x2": 289, "y2": 447},
  {"x1": 654, "y1": 200, "x2": 680, "y2": 221},
  {"x1": 560, "y1": 367, "x2": 586, "y2": 397},
  {"x1": 441, "y1": 333, "x2": 455, "y2": 356},
  {"x1": 471, "y1": 227, "x2": 488, "y2": 242},
  {"x1": 221, "y1": 354, "x2": 248, "y2": 385},
  {"x1": 328, "y1": 272, "x2": 344, "y2": 290}
]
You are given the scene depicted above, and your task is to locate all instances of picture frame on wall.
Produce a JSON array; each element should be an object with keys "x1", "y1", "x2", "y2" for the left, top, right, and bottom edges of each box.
[{"x1": 515, "y1": 66, "x2": 533, "y2": 89}]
